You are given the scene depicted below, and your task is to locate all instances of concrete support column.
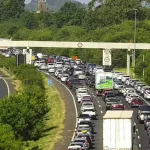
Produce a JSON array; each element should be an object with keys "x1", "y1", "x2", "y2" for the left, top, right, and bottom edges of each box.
[{"x1": 127, "y1": 49, "x2": 130, "y2": 76}]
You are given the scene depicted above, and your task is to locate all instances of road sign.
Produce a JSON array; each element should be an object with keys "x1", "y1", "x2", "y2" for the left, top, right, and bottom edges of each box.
[
  {"x1": 48, "y1": 79, "x2": 52, "y2": 86},
  {"x1": 103, "y1": 49, "x2": 112, "y2": 66}
]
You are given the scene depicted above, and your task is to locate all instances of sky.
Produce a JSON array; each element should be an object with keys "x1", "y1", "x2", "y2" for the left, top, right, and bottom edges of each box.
[{"x1": 25, "y1": 0, "x2": 91, "y2": 4}]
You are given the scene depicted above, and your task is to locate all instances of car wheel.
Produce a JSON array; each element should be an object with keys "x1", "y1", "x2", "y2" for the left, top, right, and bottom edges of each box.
[{"x1": 144, "y1": 125, "x2": 147, "y2": 130}]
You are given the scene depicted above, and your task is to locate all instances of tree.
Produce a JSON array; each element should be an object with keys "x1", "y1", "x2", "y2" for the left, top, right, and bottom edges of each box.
[
  {"x1": 0, "y1": 0, "x2": 25, "y2": 21},
  {"x1": 0, "y1": 124, "x2": 23, "y2": 150}
]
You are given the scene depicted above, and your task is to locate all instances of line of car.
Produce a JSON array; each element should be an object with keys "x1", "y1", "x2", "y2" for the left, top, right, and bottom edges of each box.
[{"x1": 33, "y1": 54, "x2": 150, "y2": 149}]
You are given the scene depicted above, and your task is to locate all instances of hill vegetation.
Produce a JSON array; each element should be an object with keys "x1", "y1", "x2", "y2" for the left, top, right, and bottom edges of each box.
[{"x1": 1, "y1": 0, "x2": 150, "y2": 148}]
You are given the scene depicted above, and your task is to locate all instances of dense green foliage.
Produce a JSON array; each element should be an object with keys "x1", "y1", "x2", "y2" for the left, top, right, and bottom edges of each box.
[{"x1": 0, "y1": 55, "x2": 48, "y2": 148}]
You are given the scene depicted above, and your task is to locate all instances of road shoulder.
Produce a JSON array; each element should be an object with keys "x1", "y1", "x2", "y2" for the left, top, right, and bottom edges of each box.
[{"x1": 44, "y1": 74, "x2": 76, "y2": 150}]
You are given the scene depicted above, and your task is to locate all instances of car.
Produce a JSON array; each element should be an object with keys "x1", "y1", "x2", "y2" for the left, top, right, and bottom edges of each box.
[
  {"x1": 75, "y1": 126, "x2": 92, "y2": 137},
  {"x1": 39, "y1": 63, "x2": 47, "y2": 70},
  {"x1": 105, "y1": 98, "x2": 122, "y2": 110},
  {"x1": 125, "y1": 93, "x2": 139, "y2": 103},
  {"x1": 67, "y1": 145, "x2": 82, "y2": 150},
  {"x1": 113, "y1": 82, "x2": 124, "y2": 90},
  {"x1": 111, "y1": 103, "x2": 125, "y2": 110},
  {"x1": 55, "y1": 69, "x2": 62, "y2": 77},
  {"x1": 144, "y1": 90, "x2": 150, "y2": 100},
  {"x1": 78, "y1": 120, "x2": 94, "y2": 133},
  {"x1": 130, "y1": 98, "x2": 143, "y2": 108},
  {"x1": 70, "y1": 142, "x2": 89, "y2": 150},
  {"x1": 144, "y1": 117, "x2": 150, "y2": 130},
  {"x1": 77, "y1": 133, "x2": 93, "y2": 148},
  {"x1": 77, "y1": 114, "x2": 91, "y2": 123},
  {"x1": 72, "y1": 138, "x2": 89, "y2": 149},
  {"x1": 102, "y1": 90, "x2": 113, "y2": 100},
  {"x1": 81, "y1": 102, "x2": 94, "y2": 111},
  {"x1": 137, "y1": 105, "x2": 150, "y2": 124},
  {"x1": 82, "y1": 108, "x2": 96, "y2": 120},
  {"x1": 103, "y1": 92, "x2": 116, "y2": 102},
  {"x1": 60, "y1": 73, "x2": 69, "y2": 82}
]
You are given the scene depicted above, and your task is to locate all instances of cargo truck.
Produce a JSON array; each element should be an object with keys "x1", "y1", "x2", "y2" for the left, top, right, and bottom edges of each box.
[
  {"x1": 103, "y1": 110, "x2": 134, "y2": 150},
  {"x1": 95, "y1": 71, "x2": 113, "y2": 96}
]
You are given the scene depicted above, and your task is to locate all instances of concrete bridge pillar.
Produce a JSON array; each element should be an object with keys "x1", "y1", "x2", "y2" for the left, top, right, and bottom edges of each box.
[{"x1": 23, "y1": 47, "x2": 32, "y2": 64}]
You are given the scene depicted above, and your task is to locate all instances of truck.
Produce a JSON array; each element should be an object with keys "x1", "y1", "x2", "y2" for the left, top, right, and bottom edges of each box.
[
  {"x1": 103, "y1": 110, "x2": 134, "y2": 150},
  {"x1": 95, "y1": 71, "x2": 113, "y2": 96}
]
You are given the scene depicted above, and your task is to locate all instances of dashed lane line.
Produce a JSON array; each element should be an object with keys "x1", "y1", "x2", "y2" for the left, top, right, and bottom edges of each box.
[{"x1": 138, "y1": 136, "x2": 140, "y2": 140}]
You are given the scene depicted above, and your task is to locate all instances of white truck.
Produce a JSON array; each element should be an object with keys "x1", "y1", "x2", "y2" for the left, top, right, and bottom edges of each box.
[
  {"x1": 103, "y1": 110, "x2": 134, "y2": 150},
  {"x1": 95, "y1": 71, "x2": 113, "y2": 96}
]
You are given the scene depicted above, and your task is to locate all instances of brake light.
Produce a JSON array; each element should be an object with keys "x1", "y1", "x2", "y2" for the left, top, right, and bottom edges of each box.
[{"x1": 86, "y1": 142, "x2": 89, "y2": 146}]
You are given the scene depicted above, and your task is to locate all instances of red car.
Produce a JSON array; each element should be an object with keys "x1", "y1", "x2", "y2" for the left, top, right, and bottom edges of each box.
[
  {"x1": 130, "y1": 98, "x2": 143, "y2": 108},
  {"x1": 111, "y1": 103, "x2": 125, "y2": 110}
]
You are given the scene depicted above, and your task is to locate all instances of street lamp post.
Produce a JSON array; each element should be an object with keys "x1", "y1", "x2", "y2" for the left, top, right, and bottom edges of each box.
[{"x1": 133, "y1": 8, "x2": 138, "y2": 67}]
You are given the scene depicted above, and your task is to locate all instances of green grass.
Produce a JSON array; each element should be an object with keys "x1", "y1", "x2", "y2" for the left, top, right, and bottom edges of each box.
[{"x1": 25, "y1": 76, "x2": 65, "y2": 150}]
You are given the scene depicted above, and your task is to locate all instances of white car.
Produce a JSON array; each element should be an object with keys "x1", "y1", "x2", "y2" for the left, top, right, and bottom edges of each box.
[
  {"x1": 34, "y1": 60, "x2": 45, "y2": 67},
  {"x1": 67, "y1": 145, "x2": 82, "y2": 150},
  {"x1": 76, "y1": 89, "x2": 89, "y2": 103},
  {"x1": 47, "y1": 63, "x2": 54, "y2": 69},
  {"x1": 121, "y1": 75, "x2": 130, "y2": 83},
  {"x1": 115, "y1": 73, "x2": 124, "y2": 80},
  {"x1": 75, "y1": 59, "x2": 81, "y2": 65},
  {"x1": 54, "y1": 62, "x2": 63, "y2": 68},
  {"x1": 113, "y1": 82, "x2": 123, "y2": 90},
  {"x1": 60, "y1": 74, "x2": 69, "y2": 82},
  {"x1": 92, "y1": 66, "x2": 103, "y2": 75},
  {"x1": 39, "y1": 63, "x2": 47, "y2": 70},
  {"x1": 125, "y1": 93, "x2": 138, "y2": 103},
  {"x1": 82, "y1": 108, "x2": 96, "y2": 120},
  {"x1": 55, "y1": 69, "x2": 62, "y2": 77},
  {"x1": 81, "y1": 105, "x2": 95, "y2": 112},
  {"x1": 144, "y1": 90, "x2": 150, "y2": 99},
  {"x1": 140, "y1": 86, "x2": 150, "y2": 95},
  {"x1": 73, "y1": 68, "x2": 84, "y2": 76}
]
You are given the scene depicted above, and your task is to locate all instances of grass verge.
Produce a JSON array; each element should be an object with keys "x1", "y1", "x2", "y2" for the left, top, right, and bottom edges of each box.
[{"x1": 26, "y1": 75, "x2": 65, "y2": 150}]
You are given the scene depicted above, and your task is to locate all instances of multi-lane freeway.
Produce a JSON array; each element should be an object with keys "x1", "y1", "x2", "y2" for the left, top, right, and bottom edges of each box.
[{"x1": 41, "y1": 70, "x2": 150, "y2": 150}]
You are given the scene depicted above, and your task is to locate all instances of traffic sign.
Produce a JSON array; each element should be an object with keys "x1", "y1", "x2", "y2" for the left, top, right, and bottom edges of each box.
[
  {"x1": 48, "y1": 79, "x2": 52, "y2": 86},
  {"x1": 103, "y1": 49, "x2": 112, "y2": 66}
]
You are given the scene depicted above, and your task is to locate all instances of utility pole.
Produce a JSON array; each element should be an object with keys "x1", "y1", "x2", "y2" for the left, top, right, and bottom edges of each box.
[{"x1": 132, "y1": 8, "x2": 138, "y2": 67}]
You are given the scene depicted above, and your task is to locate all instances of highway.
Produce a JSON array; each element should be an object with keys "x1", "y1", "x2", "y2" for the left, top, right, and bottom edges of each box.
[
  {"x1": 41, "y1": 70, "x2": 150, "y2": 150},
  {"x1": 0, "y1": 78, "x2": 8, "y2": 99}
]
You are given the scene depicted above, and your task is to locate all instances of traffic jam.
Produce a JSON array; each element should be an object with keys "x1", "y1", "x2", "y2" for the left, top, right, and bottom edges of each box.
[{"x1": 33, "y1": 53, "x2": 150, "y2": 150}]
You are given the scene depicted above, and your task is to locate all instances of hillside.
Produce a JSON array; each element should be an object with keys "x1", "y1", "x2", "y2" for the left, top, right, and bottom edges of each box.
[{"x1": 25, "y1": 0, "x2": 71, "y2": 11}]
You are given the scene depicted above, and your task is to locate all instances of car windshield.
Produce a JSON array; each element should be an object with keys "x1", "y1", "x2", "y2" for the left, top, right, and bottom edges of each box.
[
  {"x1": 106, "y1": 94, "x2": 115, "y2": 98},
  {"x1": 69, "y1": 148, "x2": 81, "y2": 150},
  {"x1": 84, "y1": 109, "x2": 94, "y2": 112},
  {"x1": 79, "y1": 114, "x2": 90, "y2": 118},
  {"x1": 116, "y1": 82, "x2": 122, "y2": 85}
]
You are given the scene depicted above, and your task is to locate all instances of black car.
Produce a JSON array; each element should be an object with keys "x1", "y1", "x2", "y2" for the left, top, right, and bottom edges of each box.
[{"x1": 78, "y1": 120, "x2": 94, "y2": 133}]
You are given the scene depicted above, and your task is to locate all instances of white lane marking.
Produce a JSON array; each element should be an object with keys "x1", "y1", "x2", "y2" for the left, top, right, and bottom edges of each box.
[
  {"x1": 136, "y1": 129, "x2": 138, "y2": 132},
  {"x1": 40, "y1": 70, "x2": 78, "y2": 141},
  {"x1": 138, "y1": 136, "x2": 140, "y2": 140},
  {"x1": 99, "y1": 105, "x2": 102, "y2": 108},
  {"x1": 139, "y1": 144, "x2": 141, "y2": 147},
  {"x1": 93, "y1": 95, "x2": 96, "y2": 98},
  {"x1": 1, "y1": 77, "x2": 10, "y2": 96},
  {"x1": 101, "y1": 110, "x2": 103, "y2": 113},
  {"x1": 97, "y1": 100, "x2": 100, "y2": 103}
]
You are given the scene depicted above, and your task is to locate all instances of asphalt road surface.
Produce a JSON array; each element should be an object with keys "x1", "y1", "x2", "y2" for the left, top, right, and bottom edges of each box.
[
  {"x1": 41, "y1": 71, "x2": 144, "y2": 150},
  {"x1": 0, "y1": 78, "x2": 8, "y2": 99}
]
